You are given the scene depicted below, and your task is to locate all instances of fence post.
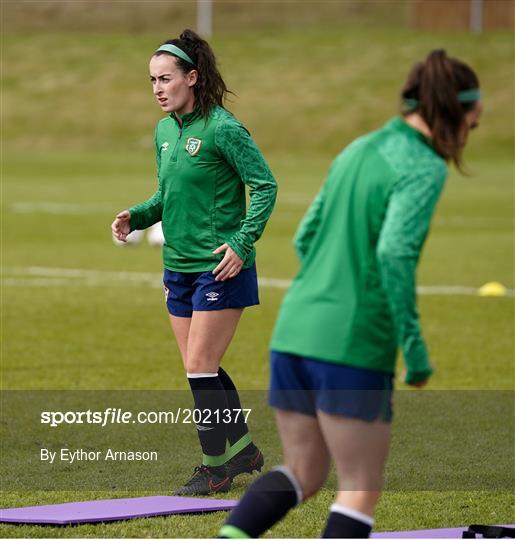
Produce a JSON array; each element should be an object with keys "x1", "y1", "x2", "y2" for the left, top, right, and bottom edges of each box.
[
  {"x1": 197, "y1": 0, "x2": 213, "y2": 37},
  {"x1": 470, "y1": 0, "x2": 483, "y2": 32}
]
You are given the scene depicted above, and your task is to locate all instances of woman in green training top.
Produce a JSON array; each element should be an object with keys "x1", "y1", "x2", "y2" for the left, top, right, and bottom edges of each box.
[
  {"x1": 111, "y1": 29, "x2": 277, "y2": 495},
  {"x1": 220, "y1": 50, "x2": 481, "y2": 538}
]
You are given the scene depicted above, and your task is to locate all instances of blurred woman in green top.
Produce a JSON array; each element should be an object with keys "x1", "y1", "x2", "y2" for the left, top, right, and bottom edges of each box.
[
  {"x1": 220, "y1": 50, "x2": 481, "y2": 539},
  {"x1": 112, "y1": 29, "x2": 276, "y2": 496}
]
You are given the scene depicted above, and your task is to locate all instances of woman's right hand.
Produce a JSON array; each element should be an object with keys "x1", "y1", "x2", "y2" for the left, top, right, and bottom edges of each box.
[
  {"x1": 111, "y1": 210, "x2": 131, "y2": 242},
  {"x1": 402, "y1": 369, "x2": 429, "y2": 388},
  {"x1": 408, "y1": 378, "x2": 429, "y2": 388}
]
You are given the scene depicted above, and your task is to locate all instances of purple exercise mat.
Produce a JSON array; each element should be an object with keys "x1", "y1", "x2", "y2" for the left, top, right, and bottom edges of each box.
[
  {"x1": 0, "y1": 496, "x2": 238, "y2": 525},
  {"x1": 372, "y1": 525, "x2": 513, "y2": 538}
]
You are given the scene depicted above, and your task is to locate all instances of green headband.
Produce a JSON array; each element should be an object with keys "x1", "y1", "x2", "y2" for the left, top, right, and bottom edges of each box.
[
  {"x1": 404, "y1": 88, "x2": 481, "y2": 111},
  {"x1": 457, "y1": 88, "x2": 481, "y2": 102},
  {"x1": 155, "y1": 44, "x2": 196, "y2": 67}
]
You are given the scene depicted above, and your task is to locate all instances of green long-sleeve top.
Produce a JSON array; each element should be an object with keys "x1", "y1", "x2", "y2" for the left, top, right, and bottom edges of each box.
[
  {"x1": 270, "y1": 117, "x2": 448, "y2": 383},
  {"x1": 129, "y1": 106, "x2": 277, "y2": 272}
]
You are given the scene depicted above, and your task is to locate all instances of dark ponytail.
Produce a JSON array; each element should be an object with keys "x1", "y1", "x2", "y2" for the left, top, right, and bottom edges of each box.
[
  {"x1": 401, "y1": 49, "x2": 479, "y2": 167},
  {"x1": 155, "y1": 29, "x2": 231, "y2": 118}
]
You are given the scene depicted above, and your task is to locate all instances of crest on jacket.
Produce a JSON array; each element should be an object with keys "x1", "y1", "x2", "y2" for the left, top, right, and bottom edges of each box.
[{"x1": 185, "y1": 137, "x2": 202, "y2": 156}]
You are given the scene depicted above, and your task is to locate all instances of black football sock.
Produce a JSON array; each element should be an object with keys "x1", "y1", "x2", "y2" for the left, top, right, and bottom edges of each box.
[
  {"x1": 218, "y1": 367, "x2": 255, "y2": 452},
  {"x1": 321, "y1": 504, "x2": 374, "y2": 538},
  {"x1": 187, "y1": 373, "x2": 229, "y2": 470},
  {"x1": 218, "y1": 466, "x2": 302, "y2": 538}
]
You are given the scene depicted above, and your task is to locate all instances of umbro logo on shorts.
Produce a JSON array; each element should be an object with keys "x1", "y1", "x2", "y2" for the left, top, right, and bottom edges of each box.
[
  {"x1": 164, "y1": 286, "x2": 169, "y2": 300},
  {"x1": 205, "y1": 292, "x2": 219, "y2": 302},
  {"x1": 161, "y1": 142, "x2": 169, "y2": 152}
]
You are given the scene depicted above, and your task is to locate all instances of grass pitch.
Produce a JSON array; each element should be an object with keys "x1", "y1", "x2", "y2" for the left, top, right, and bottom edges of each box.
[{"x1": 1, "y1": 20, "x2": 513, "y2": 539}]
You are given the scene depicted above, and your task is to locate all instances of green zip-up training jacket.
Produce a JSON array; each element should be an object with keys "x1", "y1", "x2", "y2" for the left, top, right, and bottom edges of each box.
[
  {"x1": 129, "y1": 106, "x2": 277, "y2": 272},
  {"x1": 270, "y1": 117, "x2": 448, "y2": 384}
]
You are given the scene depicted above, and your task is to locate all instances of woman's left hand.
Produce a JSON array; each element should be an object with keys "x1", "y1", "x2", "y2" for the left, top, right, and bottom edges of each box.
[{"x1": 212, "y1": 243, "x2": 243, "y2": 281}]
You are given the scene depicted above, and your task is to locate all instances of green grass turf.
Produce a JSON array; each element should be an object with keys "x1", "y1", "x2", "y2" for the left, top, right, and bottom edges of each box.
[{"x1": 1, "y1": 23, "x2": 513, "y2": 539}]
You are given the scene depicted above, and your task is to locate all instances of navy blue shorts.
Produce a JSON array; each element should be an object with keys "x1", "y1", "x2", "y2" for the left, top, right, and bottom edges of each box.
[
  {"x1": 163, "y1": 264, "x2": 259, "y2": 317},
  {"x1": 269, "y1": 351, "x2": 394, "y2": 422}
]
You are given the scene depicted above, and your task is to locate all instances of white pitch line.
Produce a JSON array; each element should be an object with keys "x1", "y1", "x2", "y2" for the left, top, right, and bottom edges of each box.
[
  {"x1": 434, "y1": 216, "x2": 515, "y2": 227},
  {"x1": 258, "y1": 277, "x2": 292, "y2": 289},
  {"x1": 2, "y1": 278, "x2": 93, "y2": 288},
  {"x1": 9, "y1": 202, "x2": 515, "y2": 229},
  {"x1": 11, "y1": 202, "x2": 114, "y2": 214},
  {"x1": 2, "y1": 267, "x2": 513, "y2": 297},
  {"x1": 17, "y1": 266, "x2": 160, "y2": 282},
  {"x1": 3, "y1": 267, "x2": 162, "y2": 288},
  {"x1": 417, "y1": 285, "x2": 478, "y2": 295}
]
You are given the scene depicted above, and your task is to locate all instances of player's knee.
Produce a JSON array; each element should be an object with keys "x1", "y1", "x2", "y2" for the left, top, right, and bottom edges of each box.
[{"x1": 184, "y1": 356, "x2": 213, "y2": 374}]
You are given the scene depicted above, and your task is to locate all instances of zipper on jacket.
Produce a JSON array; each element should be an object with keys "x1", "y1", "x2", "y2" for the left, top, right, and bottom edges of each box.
[{"x1": 171, "y1": 127, "x2": 183, "y2": 163}]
